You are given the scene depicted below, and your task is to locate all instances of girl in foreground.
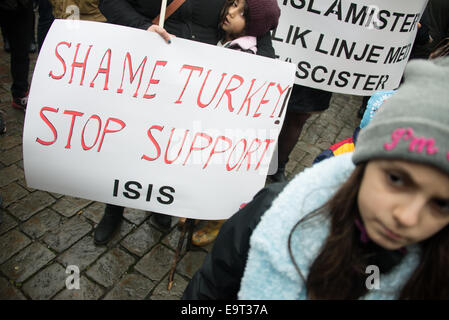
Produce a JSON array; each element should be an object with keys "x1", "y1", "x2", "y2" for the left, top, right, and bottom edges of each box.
[{"x1": 183, "y1": 57, "x2": 449, "y2": 299}]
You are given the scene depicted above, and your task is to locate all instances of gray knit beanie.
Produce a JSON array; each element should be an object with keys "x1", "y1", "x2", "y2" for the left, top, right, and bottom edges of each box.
[
  {"x1": 245, "y1": 0, "x2": 280, "y2": 37},
  {"x1": 353, "y1": 57, "x2": 449, "y2": 175}
]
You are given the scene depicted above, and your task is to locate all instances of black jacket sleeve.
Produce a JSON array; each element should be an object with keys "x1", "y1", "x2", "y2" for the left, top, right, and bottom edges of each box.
[
  {"x1": 182, "y1": 182, "x2": 287, "y2": 300},
  {"x1": 99, "y1": 0, "x2": 154, "y2": 30},
  {"x1": 256, "y1": 31, "x2": 276, "y2": 58}
]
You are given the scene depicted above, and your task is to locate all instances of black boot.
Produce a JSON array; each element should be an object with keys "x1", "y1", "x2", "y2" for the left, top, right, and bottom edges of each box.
[
  {"x1": 94, "y1": 204, "x2": 124, "y2": 245},
  {"x1": 152, "y1": 213, "x2": 172, "y2": 231}
]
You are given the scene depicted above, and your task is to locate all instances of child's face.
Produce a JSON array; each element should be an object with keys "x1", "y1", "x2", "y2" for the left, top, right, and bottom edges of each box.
[
  {"x1": 221, "y1": 0, "x2": 246, "y2": 40},
  {"x1": 358, "y1": 159, "x2": 449, "y2": 250}
]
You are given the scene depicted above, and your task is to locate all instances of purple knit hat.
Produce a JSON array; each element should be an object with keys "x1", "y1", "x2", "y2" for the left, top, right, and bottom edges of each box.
[{"x1": 245, "y1": 0, "x2": 281, "y2": 37}]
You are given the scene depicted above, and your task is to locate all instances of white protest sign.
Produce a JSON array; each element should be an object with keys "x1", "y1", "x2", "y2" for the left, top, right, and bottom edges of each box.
[
  {"x1": 273, "y1": 0, "x2": 429, "y2": 95},
  {"x1": 23, "y1": 20, "x2": 295, "y2": 220}
]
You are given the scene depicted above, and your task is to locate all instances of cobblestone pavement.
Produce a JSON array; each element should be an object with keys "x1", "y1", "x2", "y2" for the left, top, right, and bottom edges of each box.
[{"x1": 0, "y1": 34, "x2": 362, "y2": 300}]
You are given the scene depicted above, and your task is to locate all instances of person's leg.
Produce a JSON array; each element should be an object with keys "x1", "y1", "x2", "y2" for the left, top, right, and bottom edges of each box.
[
  {"x1": 94, "y1": 204, "x2": 125, "y2": 245},
  {"x1": 29, "y1": 1, "x2": 37, "y2": 53},
  {"x1": 37, "y1": 0, "x2": 54, "y2": 52},
  {"x1": 94, "y1": 203, "x2": 173, "y2": 244},
  {"x1": 7, "y1": 4, "x2": 33, "y2": 109},
  {"x1": 152, "y1": 213, "x2": 172, "y2": 230},
  {"x1": 1, "y1": 24, "x2": 9, "y2": 52},
  {"x1": 270, "y1": 111, "x2": 311, "y2": 182}
]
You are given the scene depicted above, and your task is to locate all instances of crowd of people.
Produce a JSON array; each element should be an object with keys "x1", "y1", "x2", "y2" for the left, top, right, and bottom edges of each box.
[{"x1": 1, "y1": 0, "x2": 448, "y2": 299}]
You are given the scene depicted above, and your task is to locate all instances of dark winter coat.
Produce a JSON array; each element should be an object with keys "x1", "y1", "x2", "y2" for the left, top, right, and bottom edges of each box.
[
  {"x1": 427, "y1": 0, "x2": 449, "y2": 49},
  {"x1": 0, "y1": 0, "x2": 31, "y2": 11},
  {"x1": 182, "y1": 181, "x2": 287, "y2": 299},
  {"x1": 98, "y1": 0, "x2": 275, "y2": 58}
]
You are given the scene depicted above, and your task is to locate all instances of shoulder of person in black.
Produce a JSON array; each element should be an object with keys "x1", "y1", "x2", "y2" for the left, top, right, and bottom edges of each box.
[
  {"x1": 99, "y1": 0, "x2": 275, "y2": 58},
  {"x1": 182, "y1": 182, "x2": 288, "y2": 300}
]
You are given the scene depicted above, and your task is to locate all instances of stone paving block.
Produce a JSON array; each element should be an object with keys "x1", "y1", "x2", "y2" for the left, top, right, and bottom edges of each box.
[
  {"x1": 17, "y1": 178, "x2": 36, "y2": 192},
  {"x1": 53, "y1": 276, "x2": 104, "y2": 300},
  {"x1": 289, "y1": 147, "x2": 307, "y2": 162},
  {"x1": 57, "y1": 236, "x2": 107, "y2": 271},
  {"x1": 86, "y1": 248, "x2": 135, "y2": 288},
  {"x1": 123, "y1": 208, "x2": 150, "y2": 225},
  {"x1": 161, "y1": 226, "x2": 189, "y2": 251},
  {"x1": 337, "y1": 126, "x2": 356, "y2": 141},
  {"x1": 315, "y1": 116, "x2": 330, "y2": 128},
  {"x1": 103, "y1": 273, "x2": 155, "y2": 300},
  {"x1": 0, "y1": 165, "x2": 24, "y2": 187},
  {"x1": 0, "y1": 135, "x2": 22, "y2": 151},
  {"x1": 121, "y1": 221, "x2": 162, "y2": 257},
  {"x1": 291, "y1": 164, "x2": 307, "y2": 178},
  {"x1": 318, "y1": 128, "x2": 340, "y2": 144},
  {"x1": 0, "y1": 182, "x2": 29, "y2": 207},
  {"x1": 80, "y1": 201, "x2": 105, "y2": 224},
  {"x1": 301, "y1": 153, "x2": 317, "y2": 168},
  {"x1": 302, "y1": 125, "x2": 325, "y2": 145},
  {"x1": 16, "y1": 159, "x2": 24, "y2": 170},
  {"x1": 296, "y1": 141, "x2": 323, "y2": 156},
  {"x1": 49, "y1": 192, "x2": 64, "y2": 199},
  {"x1": 43, "y1": 215, "x2": 92, "y2": 252},
  {"x1": 332, "y1": 93, "x2": 362, "y2": 108},
  {"x1": 0, "y1": 77, "x2": 11, "y2": 89},
  {"x1": 8, "y1": 190, "x2": 56, "y2": 221},
  {"x1": 0, "y1": 145, "x2": 22, "y2": 166},
  {"x1": 318, "y1": 111, "x2": 341, "y2": 126},
  {"x1": 314, "y1": 138, "x2": 335, "y2": 151},
  {"x1": 21, "y1": 208, "x2": 64, "y2": 239},
  {"x1": 51, "y1": 196, "x2": 92, "y2": 217},
  {"x1": 22, "y1": 263, "x2": 67, "y2": 300},
  {"x1": 285, "y1": 159, "x2": 298, "y2": 176},
  {"x1": 176, "y1": 250, "x2": 207, "y2": 278},
  {"x1": 326, "y1": 123, "x2": 342, "y2": 137},
  {"x1": 337, "y1": 107, "x2": 359, "y2": 125},
  {"x1": 3, "y1": 114, "x2": 24, "y2": 129},
  {"x1": 0, "y1": 212, "x2": 18, "y2": 236},
  {"x1": 0, "y1": 229, "x2": 31, "y2": 264},
  {"x1": 0, "y1": 242, "x2": 56, "y2": 283},
  {"x1": 134, "y1": 244, "x2": 175, "y2": 282},
  {"x1": 151, "y1": 273, "x2": 188, "y2": 300},
  {"x1": 0, "y1": 276, "x2": 26, "y2": 300}
]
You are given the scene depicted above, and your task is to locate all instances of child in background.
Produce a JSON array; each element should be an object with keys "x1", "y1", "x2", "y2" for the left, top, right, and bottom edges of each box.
[
  {"x1": 217, "y1": 0, "x2": 279, "y2": 53},
  {"x1": 183, "y1": 57, "x2": 449, "y2": 299},
  {"x1": 190, "y1": 0, "x2": 280, "y2": 247}
]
